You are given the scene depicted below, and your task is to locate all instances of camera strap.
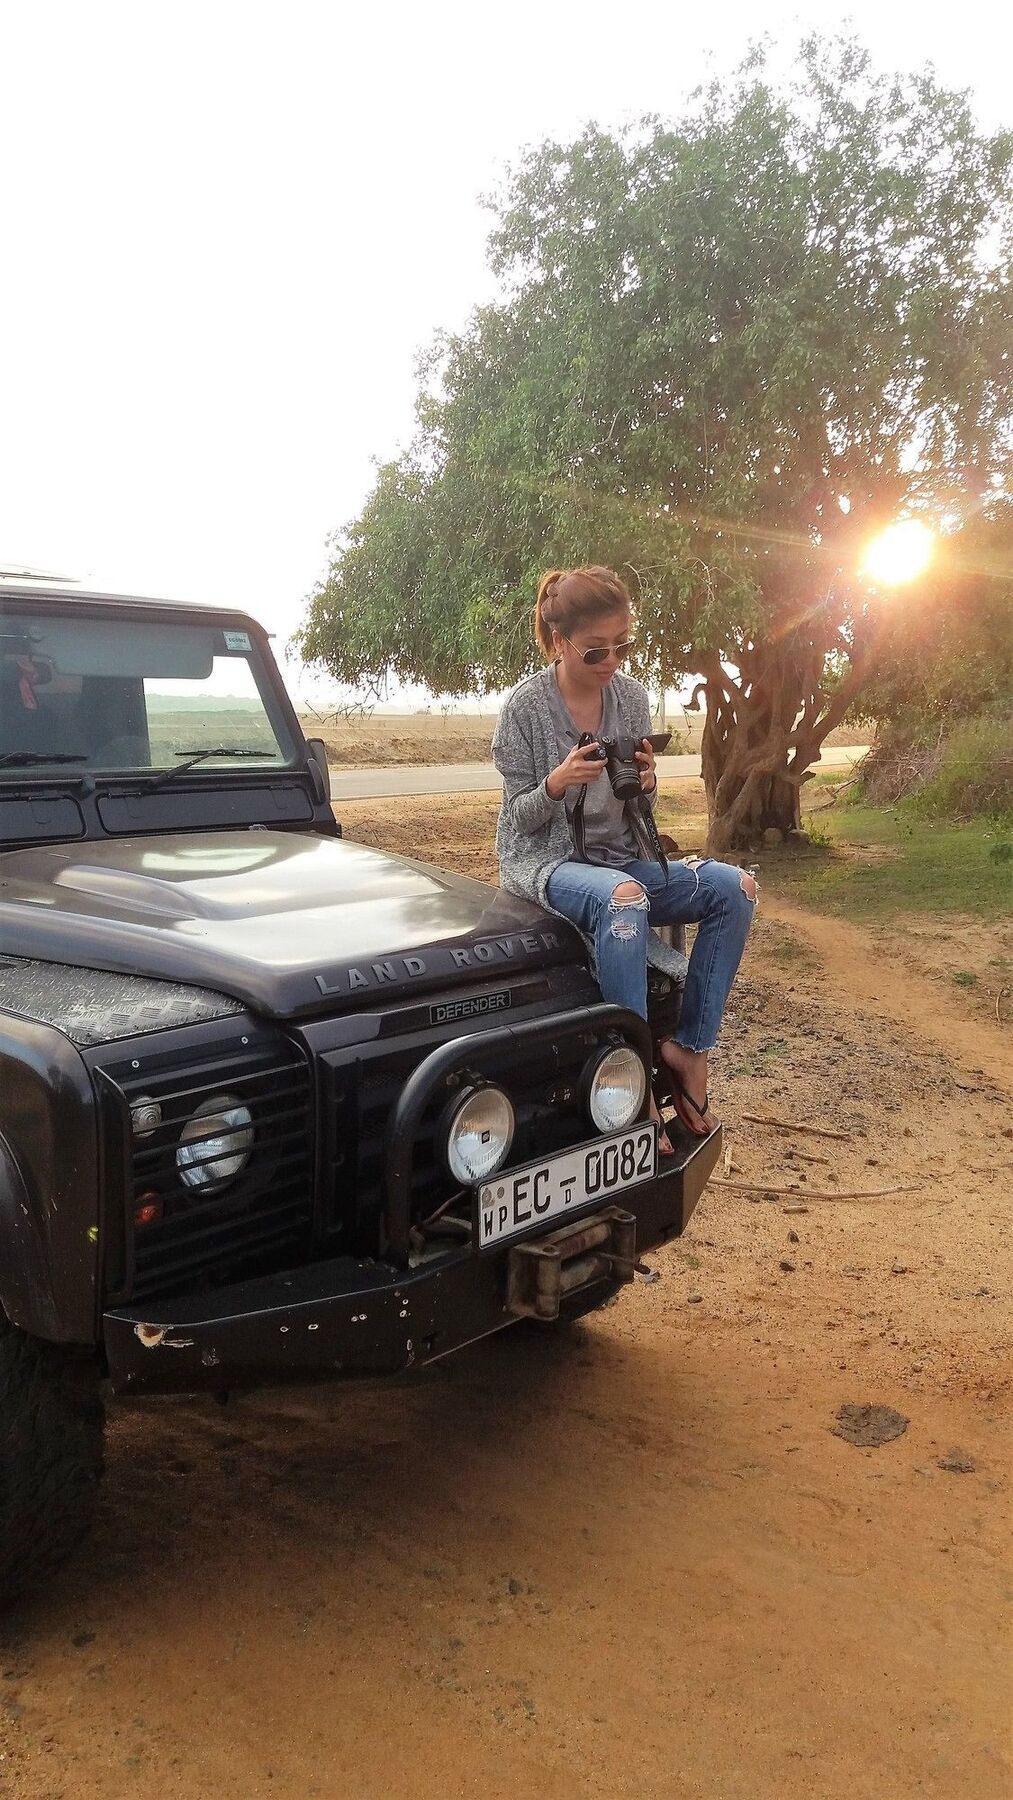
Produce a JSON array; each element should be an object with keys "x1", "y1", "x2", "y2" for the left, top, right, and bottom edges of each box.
[
  {"x1": 570, "y1": 781, "x2": 669, "y2": 877},
  {"x1": 571, "y1": 780, "x2": 591, "y2": 863},
  {"x1": 625, "y1": 794, "x2": 670, "y2": 876}
]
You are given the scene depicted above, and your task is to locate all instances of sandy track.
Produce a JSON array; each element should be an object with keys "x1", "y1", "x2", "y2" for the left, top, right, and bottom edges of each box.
[
  {"x1": 1, "y1": 885, "x2": 1009, "y2": 1798},
  {"x1": 762, "y1": 898, "x2": 1013, "y2": 1085}
]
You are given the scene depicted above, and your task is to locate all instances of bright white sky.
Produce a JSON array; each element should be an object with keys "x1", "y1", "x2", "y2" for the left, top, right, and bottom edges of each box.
[{"x1": 2, "y1": 1, "x2": 1008, "y2": 706}]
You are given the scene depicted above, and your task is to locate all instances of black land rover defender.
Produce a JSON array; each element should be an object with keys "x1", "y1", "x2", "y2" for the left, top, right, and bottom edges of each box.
[{"x1": 0, "y1": 581, "x2": 720, "y2": 1603}]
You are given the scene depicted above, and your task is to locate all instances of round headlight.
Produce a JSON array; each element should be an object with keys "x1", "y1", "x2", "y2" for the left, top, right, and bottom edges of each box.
[
  {"x1": 176, "y1": 1095, "x2": 254, "y2": 1192},
  {"x1": 444, "y1": 1084, "x2": 515, "y2": 1186},
  {"x1": 586, "y1": 1045, "x2": 647, "y2": 1132}
]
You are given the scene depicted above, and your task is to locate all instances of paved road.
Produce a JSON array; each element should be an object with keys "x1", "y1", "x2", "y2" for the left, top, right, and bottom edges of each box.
[{"x1": 330, "y1": 744, "x2": 868, "y2": 801}]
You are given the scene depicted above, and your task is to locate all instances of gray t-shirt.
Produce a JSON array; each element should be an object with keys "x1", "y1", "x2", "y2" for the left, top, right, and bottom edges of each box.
[{"x1": 546, "y1": 664, "x2": 637, "y2": 868}]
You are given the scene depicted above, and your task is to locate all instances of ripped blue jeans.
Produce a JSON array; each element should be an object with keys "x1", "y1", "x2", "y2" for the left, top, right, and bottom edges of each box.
[{"x1": 544, "y1": 857, "x2": 756, "y2": 1052}]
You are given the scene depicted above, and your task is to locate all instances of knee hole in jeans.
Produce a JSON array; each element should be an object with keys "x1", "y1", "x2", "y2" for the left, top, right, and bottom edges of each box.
[
  {"x1": 607, "y1": 879, "x2": 649, "y2": 940},
  {"x1": 705, "y1": 862, "x2": 758, "y2": 907}
]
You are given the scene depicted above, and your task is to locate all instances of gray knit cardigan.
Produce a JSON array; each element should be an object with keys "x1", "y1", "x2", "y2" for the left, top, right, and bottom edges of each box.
[{"x1": 491, "y1": 666, "x2": 689, "y2": 982}]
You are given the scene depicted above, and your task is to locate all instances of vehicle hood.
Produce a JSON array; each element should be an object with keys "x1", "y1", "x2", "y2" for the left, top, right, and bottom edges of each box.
[{"x1": 0, "y1": 831, "x2": 581, "y2": 1019}]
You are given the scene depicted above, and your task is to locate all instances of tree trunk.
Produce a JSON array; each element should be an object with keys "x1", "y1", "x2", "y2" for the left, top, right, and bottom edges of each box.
[
  {"x1": 704, "y1": 722, "x2": 801, "y2": 854},
  {"x1": 699, "y1": 634, "x2": 870, "y2": 854}
]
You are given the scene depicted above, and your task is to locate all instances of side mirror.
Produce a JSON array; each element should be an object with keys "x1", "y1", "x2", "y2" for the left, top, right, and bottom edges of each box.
[{"x1": 305, "y1": 737, "x2": 330, "y2": 806}]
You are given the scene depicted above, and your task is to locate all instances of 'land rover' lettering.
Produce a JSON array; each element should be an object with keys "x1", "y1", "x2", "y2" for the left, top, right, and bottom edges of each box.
[{"x1": 313, "y1": 927, "x2": 561, "y2": 997}]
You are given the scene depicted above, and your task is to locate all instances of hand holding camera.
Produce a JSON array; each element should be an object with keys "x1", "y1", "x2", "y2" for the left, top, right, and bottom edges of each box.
[
  {"x1": 635, "y1": 739, "x2": 658, "y2": 795},
  {"x1": 545, "y1": 738, "x2": 607, "y2": 799},
  {"x1": 576, "y1": 732, "x2": 670, "y2": 797}
]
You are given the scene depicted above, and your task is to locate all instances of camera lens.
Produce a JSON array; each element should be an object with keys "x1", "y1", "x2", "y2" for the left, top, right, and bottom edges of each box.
[{"x1": 605, "y1": 739, "x2": 642, "y2": 799}]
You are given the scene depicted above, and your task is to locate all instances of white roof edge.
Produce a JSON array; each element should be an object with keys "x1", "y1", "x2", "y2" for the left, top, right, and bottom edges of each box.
[{"x1": 0, "y1": 577, "x2": 256, "y2": 618}]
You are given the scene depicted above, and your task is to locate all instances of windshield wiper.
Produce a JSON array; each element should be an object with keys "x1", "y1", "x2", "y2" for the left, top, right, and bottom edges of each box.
[
  {"x1": 141, "y1": 746, "x2": 276, "y2": 790},
  {"x1": 0, "y1": 751, "x2": 88, "y2": 769}
]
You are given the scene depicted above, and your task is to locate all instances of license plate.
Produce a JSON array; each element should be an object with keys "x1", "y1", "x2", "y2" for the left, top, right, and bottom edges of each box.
[{"x1": 476, "y1": 1123, "x2": 658, "y2": 1250}]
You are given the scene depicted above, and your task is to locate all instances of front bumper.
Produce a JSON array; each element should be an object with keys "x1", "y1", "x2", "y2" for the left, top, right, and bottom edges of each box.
[{"x1": 103, "y1": 1124, "x2": 720, "y2": 1394}]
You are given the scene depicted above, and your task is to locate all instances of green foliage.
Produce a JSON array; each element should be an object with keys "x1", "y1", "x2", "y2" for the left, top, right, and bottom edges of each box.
[
  {"x1": 300, "y1": 33, "x2": 1011, "y2": 710},
  {"x1": 912, "y1": 716, "x2": 1013, "y2": 824},
  {"x1": 855, "y1": 710, "x2": 1012, "y2": 819}
]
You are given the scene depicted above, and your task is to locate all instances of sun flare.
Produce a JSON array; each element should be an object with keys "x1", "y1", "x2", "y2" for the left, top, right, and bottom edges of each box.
[{"x1": 861, "y1": 520, "x2": 935, "y2": 586}]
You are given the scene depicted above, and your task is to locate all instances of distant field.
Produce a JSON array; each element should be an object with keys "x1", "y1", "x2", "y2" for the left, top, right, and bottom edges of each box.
[
  {"x1": 299, "y1": 709, "x2": 871, "y2": 768},
  {"x1": 300, "y1": 713, "x2": 505, "y2": 767},
  {"x1": 144, "y1": 699, "x2": 871, "y2": 768}
]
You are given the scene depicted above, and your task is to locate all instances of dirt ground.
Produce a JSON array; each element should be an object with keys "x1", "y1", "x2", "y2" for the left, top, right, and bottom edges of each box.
[{"x1": 1, "y1": 791, "x2": 1009, "y2": 1799}]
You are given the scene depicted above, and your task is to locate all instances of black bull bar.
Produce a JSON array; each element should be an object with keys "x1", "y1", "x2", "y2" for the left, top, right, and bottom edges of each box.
[{"x1": 103, "y1": 1006, "x2": 721, "y2": 1394}]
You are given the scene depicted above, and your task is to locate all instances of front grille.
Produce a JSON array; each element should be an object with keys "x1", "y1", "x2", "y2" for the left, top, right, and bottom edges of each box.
[{"x1": 118, "y1": 1045, "x2": 313, "y2": 1302}]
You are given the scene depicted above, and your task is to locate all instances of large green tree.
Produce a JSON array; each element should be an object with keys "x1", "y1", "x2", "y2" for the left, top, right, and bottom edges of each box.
[{"x1": 300, "y1": 36, "x2": 1011, "y2": 849}]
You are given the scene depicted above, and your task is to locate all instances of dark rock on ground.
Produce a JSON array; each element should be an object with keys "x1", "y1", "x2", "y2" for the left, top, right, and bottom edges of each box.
[
  {"x1": 832, "y1": 1404, "x2": 910, "y2": 1448},
  {"x1": 936, "y1": 1449, "x2": 976, "y2": 1474}
]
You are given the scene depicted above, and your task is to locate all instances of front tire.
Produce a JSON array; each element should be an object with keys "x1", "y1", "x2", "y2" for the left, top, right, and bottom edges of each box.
[{"x1": 0, "y1": 1315, "x2": 104, "y2": 1607}]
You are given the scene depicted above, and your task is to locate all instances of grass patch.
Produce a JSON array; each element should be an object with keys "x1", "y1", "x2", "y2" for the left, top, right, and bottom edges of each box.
[
  {"x1": 765, "y1": 806, "x2": 1012, "y2": 922},
  {"x1": 654, "y1": 788, "x2": 709, "y2": 847},
  {"x1": 731, "y1": 1037, "x2": 791, "y2": 1079},
  {"x1": 762, "y1": 931, "x2": 821, "y2": 973}
]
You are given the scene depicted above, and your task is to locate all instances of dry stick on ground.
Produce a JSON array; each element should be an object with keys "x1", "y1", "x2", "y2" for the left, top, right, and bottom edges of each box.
[
  {"x1": 997, "y1": 985, "x2": 1009, "y2": 1025},
  {"x1": 742, "y1": 1113, "x2": 853, "y2": 1142},
  {"x1": 783, "y1": 1146, "x2": 832, "y2": 1165},
  {"x1": 709, "y1": 1177, "x2": 919, "y2": 1201}
]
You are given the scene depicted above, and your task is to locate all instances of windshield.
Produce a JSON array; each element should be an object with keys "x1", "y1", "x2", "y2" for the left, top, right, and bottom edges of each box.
[{"x1": 0, "y1": 609, "x2": 295, "y2": 775}]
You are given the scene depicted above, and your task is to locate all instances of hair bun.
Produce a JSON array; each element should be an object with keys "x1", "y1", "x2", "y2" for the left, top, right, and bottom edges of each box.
[{"x1": 536, "y1": 569, "x2": 567, "y2": 613}]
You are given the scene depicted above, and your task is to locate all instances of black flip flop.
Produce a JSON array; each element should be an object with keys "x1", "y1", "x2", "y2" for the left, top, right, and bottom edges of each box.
[
  {"x1": 648, "y1": 1098, "x2": 676, "y2": 1156},
  {"x1": 670, "y1": 1080, "x2": 714, "y2": 1137}
]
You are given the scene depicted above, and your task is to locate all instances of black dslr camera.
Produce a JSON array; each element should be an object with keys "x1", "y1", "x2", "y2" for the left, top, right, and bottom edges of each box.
[
  {"x1": 581, "y1": 732, "x2": 672, "y2": 800},
  {"x1": 574, "y1": 731, "x2": 673, "y2": 872}
]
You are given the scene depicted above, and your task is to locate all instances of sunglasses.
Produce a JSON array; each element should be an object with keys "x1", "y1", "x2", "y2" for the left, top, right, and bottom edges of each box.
[{"x1": 562, "y1": 634, "x2": 635, "y2": 667}]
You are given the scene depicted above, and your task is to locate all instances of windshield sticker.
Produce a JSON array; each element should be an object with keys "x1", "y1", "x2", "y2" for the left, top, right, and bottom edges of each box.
[{"x1": 222, "y1": 630, "x2": 252, "y2": 653}]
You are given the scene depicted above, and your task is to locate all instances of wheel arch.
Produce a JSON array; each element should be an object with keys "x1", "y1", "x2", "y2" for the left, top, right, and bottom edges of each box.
[
  {"x1": 0, "y1": 1013, "x2": 101, "y2": 1342},
  {"x1": 0, "y1": 1127, "x2": 63, "y2": 1337}
]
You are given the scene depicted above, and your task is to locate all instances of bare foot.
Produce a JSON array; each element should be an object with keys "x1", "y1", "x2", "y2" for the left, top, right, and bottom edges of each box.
[{"x1": 658, "y1": 1041, "x2": 715, "y2": 1136}]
